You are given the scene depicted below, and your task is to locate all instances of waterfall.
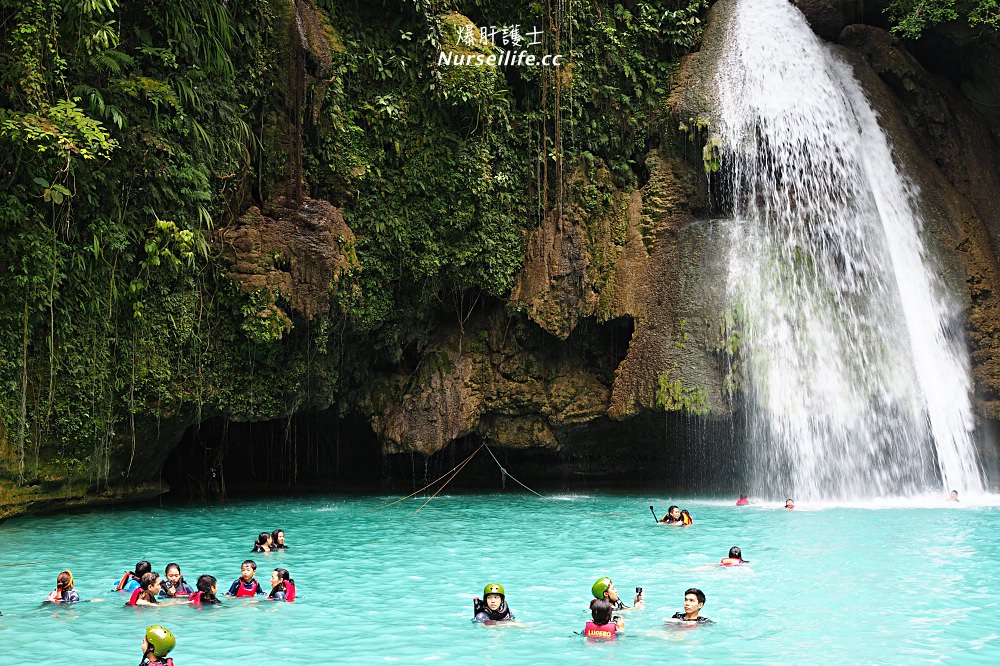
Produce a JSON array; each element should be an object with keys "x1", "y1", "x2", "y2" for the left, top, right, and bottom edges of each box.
[{"x1": 716, "y1": 0, "x2": 985, "y2": 499}]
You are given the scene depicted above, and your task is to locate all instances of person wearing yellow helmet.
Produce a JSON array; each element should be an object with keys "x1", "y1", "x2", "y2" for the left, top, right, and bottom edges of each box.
[
  {"x1": 140, "y1": 625, "x2": 176, "y2": 666},
  {"x1": 473, "y1": 582, "x2": 515, "y2": 623},
  {"x1": 591, "y1": 576, "x2": 644, "y2": 612}
]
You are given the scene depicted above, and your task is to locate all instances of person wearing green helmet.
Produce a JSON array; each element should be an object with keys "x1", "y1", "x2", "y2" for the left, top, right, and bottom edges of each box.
[
  {"x1": 591, "y1": 576, "x2": 644, "y2": 612},
  {"x1": 140, "y1": 625, "x2": 176, "y2": 666},
  {"x1": 472, "y1": 582, "x2": 515, "y2": 623}
]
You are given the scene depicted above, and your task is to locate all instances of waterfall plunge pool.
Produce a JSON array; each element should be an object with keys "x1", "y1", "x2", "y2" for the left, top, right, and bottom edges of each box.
[{"x1": 1, "y1": 494, "x2": 998, "y2": 664}]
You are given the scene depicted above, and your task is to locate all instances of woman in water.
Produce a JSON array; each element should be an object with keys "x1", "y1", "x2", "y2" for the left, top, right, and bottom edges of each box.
[
  {"x1": 251, "y1": 531, "x2": 273, "y2": 553},
  {"x1": 473, "y1": 583, "x2": 514, "y2": 623},
  {"x1": 46, "y1": 570, "x2": 80, "y2": 603},
  {"x1": 661, "y1": 506, "x2": 682, "y2": 524},
  {"x1": 271, "y1": 529, "x2": 287, "y2": 549},
  {"x1": 680, "y1": 509, "x2": 694, "y2": 525},
  {"x1": 720, "y1": 546, "x2": 746, "y2": 566},
  {"x1": 268, "y1": 568, "x2": 296, "y2": 601}
]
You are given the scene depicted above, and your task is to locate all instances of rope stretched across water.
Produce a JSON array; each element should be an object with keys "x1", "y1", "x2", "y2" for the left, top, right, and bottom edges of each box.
[
  {"x1": 483, "y1": 445, "x2": 549, "y2": 499},
  {"x1": 369, "y1": 442, "x2": 551, "y2": 513},
  {"x1": 368, "y1": 444, "x2": 484, "y2": 513}
]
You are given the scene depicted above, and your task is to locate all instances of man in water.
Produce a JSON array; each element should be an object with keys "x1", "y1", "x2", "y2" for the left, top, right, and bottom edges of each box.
[
  {"x1": 948, "y1": 490, "x2": 959, "y2": 502},
  {"x1": 670, "y1": 588, "x2": 712, "y2": 624},
  {"x1": 785, "y1": 498, "x2": 795, "y2": 510}
]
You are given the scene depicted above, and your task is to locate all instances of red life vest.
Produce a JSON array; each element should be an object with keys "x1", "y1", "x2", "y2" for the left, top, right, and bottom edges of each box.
[
  {"x1": 190, "y1": 591, "x2": 203, "y2": 604},
  {"x1": 583, "y1": 621, "x2": 617, "y2": 639},
  {"x1": 235, "y1": 580, "x2": 260, "y2": 597},
  {"x1": 128, "y1": 588, "x2": 156, "y2": 606},
  {"x1": 284, "y1": 580, "x2": 296, "y2": 602},
  {"x1": 736, "y1": 498, "x2": 749, "y2": 506},
  {"x1": 720, "y1": 558, "x2": 743, "y2": 566}
]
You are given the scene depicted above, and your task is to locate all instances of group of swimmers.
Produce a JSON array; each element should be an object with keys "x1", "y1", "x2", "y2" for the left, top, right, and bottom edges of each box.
[
  {"x1": 42, "y1": 528, "x2": 295, "y2": 613},
  {"x1": 472, "y1": 574, "x2": 723, "y2": 640}
]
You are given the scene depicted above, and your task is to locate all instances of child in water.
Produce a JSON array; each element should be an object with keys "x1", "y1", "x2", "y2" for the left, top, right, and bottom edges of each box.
[
  {"x1": 251, "y1": 532, "x2": 273, "y2": 553},
  {"x1": 190, "y1": 575, "x2": 221, "y2": 605},
  {"x1": 473, "y1": 583, "x2": 514, "y2": 623},
  {"x1": 116, "y1": 560, "x2": 152, "y2": 592},
  {"x1": 140, "y1": 625, "x2": 176, "y2": 666},
  {"x1": 680, "y1": 509, "x2": 694, "y2": 525},
  {"x1": 159, "y1": 563, "x2": 195, "y2": 598},
  {"x1": 227, "y1": 560, "x2": 264, "y2": 597},
  {"x1": 127, "y1": 573, "x2": 161, "y2": 606},
  {"x1": 670, "y1": 588, "x2": 712, "y2": 624},
  {"x1": 268, "y1": 568, "x2": 296, "y2": 601},
  {"x1": 46, "y1": 570, "x2": 80, "y2": 603},
  {"x1": 271, "y1": 529, "x2": 287, "y2": 549},
  {"x1": 720, "y1": 546, "x2": 747, "y2": 566},
  {"x1": 583, "y1": 599, "x2": 624, "y2": 639}
]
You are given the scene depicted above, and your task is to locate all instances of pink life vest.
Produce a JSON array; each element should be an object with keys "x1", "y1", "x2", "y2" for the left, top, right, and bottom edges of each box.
[
  {"x1": 584, "y1": 621, "x2": 617, "y2": 639},
  {"x1": 284, "y1": 580, "x2": 296, "y2": 602},
  {"x1": 736, "y1": 498, "x2": 749, "y2": 506}
]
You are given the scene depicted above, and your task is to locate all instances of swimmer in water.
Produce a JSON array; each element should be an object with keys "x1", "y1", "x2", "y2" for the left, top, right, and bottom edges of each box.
[
  {"x1": 271, "y1": 529, "x2": 287, "y2": 549},
  {"x1": 785, "y1": 498, "x2": 795, "y2": 510},
  {"x1": 268, "y1": 568, "x2": 296, "y2": 602},
  {"x1": 227, "y1": 560, "x2": 264, "y2": 597},
  {"x1": 661, "y1": 505, "x2": 682, "y2": 524},
  {"x1": 159, "y1": 563, "x2": 194, "y2": 598},
  {"x1": 190, "y1": 574, "x2": 221, "y2": 605},
  {"x1": 720, "y1": 546, "x2": 747, "y2": 566},
  {"x1": 583, "y1": 598, "x2": 624, "y2": 639},
  {"x1": 591, "y1": 577, "x2": 643, "y2": 611},
  {"x1": 670, "y1": 588, "x2": 713, "y2": 624},
  {"x1": 116, "y1": 560, "x2": 152, "y2": 592},
  {"x1": 680, "y1": 509, "x2": 694, "y2": 525},
  {"x1": 127, "y1": 573, "x2": 161, "y2": 606},
  {"x1": 948, "y1": 490, "x2": 959, "y2": 502},
  {"x1": 139, "y1": 625, "x2": 176, "y2": 666},
  {"x1": 473, "y1": 583, "x2": 514, "y2": 622},
  {"x1": 736, "y1": 493, "x2": 749, "y2": 506},
  {"x1": 251, "y1": 531, "x2": 273, "y2": 553},
  {"x1": 47, "y1": 570, "x2": 80, "y2": 603}
]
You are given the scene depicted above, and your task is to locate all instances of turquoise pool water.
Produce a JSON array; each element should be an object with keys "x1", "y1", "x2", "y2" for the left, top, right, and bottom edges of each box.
[{"x1": 1, "y1": 495, "x2": 998, "y2": 664}]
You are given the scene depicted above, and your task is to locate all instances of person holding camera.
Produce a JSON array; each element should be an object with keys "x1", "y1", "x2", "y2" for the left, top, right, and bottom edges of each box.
[
  {"x1": 159, "y1": 563, "x2": 195, "y2": 598},
  {"x1": 591, "y1": 577, "x2": 644, "y2": 612}
]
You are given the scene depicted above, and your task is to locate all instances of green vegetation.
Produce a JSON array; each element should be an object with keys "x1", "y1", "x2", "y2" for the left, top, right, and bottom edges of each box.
[
  {"x1": 887, "y1": 0, "x2": 999, "y2": 38},
  {"x1": 0, "y1": 0, "x2": 727, "y2": 496},
  {"x1": 655, "y1": 369, "x2": 709, "y2": 415}
]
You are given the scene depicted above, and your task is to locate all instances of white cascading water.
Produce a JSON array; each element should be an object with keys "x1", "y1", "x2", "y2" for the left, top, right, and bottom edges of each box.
[{"x1": 716, "y1": 0, "x2": 985, "y2": 499}]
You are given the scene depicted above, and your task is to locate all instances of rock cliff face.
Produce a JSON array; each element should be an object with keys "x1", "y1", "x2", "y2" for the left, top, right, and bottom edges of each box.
[
  {"x1": 4, "y1": 3, "x2": 1000, "y2": 519},
  {"x1": 369, "y1": 2, "x2": 1000, "y2": 473}
]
